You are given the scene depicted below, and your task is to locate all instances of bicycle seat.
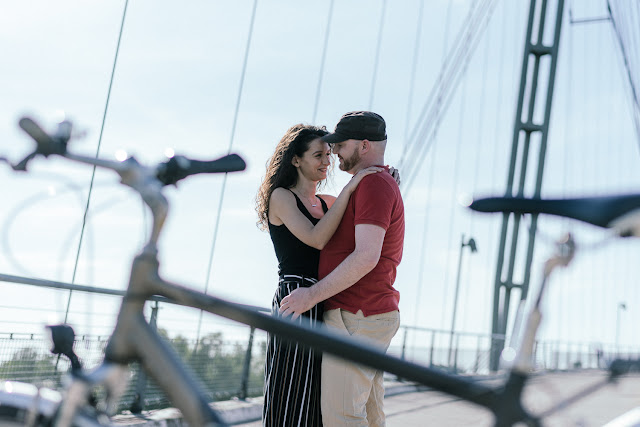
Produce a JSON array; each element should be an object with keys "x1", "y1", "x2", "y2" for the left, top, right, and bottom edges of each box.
[{"x1": 469, "y1": 194, "x2": 640, "y2": 231}]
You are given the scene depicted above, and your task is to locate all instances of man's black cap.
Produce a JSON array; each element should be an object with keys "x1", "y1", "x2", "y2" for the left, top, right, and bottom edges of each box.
[{"x1": 322, "y1": 111, "x2": 387, "y2": 144}]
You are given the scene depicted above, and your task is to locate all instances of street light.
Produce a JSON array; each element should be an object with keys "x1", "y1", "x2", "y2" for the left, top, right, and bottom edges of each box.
[
  {"x1": 448, "y1": 234, "x2": 478, "y2": 369},
  {"x1": 616, "y1": 302, "x2": 627, "y2": 354}
]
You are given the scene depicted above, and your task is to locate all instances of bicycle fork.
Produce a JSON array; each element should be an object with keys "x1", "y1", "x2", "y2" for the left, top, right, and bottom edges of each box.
[{"x1": 493, "y1": 233, "x2": 575, "y2": 426}]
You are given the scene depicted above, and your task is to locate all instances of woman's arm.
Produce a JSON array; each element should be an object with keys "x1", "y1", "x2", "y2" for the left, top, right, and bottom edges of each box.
[{"x1": 269, "y1": 167, "x2": 382, "y2": 249}]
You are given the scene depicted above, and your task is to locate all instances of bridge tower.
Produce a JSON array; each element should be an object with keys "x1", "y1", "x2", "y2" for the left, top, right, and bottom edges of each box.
[{"x1": 490, "y1": 0, "x2": 565, "y2": 371}]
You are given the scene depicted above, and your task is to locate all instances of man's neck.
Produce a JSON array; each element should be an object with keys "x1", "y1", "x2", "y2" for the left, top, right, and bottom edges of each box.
[{"x1": 350, "y1": 157, "x2": 385, "y2": 175}]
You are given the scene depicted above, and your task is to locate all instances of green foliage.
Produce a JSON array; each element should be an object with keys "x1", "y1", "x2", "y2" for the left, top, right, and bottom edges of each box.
[
  {"x1": 0, "y1": 346, "x2": 59, "y2": 383},
  {"x1": 0, "y1": 332, "x2": 266, "y2": 412},
  {"x1": 134, "y1": 331, "x2": 265, "y2": 408},
  {"x1": 183, "y1": 332, "x2": 258, "y2": 399}
]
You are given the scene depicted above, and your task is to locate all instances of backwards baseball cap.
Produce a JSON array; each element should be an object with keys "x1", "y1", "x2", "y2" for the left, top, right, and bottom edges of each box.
[{"x1": 322, "y1": 111, "x2": 387, "y2": 144}]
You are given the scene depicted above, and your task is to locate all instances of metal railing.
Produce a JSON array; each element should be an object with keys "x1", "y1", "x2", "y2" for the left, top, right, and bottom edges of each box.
[
  {"x1": 2, "y1": 325, "x2": 636, "y2": 413},
  {"x1": 0, "y1": 331, "x2": 267, "y2": 412},
  {"x1": 1, "y1": 272, "x2": 638, "y2": 413}
]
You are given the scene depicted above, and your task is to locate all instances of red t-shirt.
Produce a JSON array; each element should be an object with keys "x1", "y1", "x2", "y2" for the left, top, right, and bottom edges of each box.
[{"x1": 319, "y1": 167, "x2": 404, "y2": 316}]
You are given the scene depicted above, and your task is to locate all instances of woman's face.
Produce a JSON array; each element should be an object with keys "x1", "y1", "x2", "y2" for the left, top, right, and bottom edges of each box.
[{"x1": 294, "y1": 138, "x2": 332, "y2": 182}]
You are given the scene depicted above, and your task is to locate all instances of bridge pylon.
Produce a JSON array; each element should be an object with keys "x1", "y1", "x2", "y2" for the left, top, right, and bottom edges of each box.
[{"x1": 490, "y1": 0, "x2": 565, "y2": 372}]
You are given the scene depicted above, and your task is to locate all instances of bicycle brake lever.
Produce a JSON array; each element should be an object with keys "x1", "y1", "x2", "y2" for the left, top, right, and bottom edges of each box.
[
  {"x1": 47, "y1": 324, "x2": 82, "y2": 373},
  {"x1": 16, "y1": 117, "x2": 70, "y2": 169}
]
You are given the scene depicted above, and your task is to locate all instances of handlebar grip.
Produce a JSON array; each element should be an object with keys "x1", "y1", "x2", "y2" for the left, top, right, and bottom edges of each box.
[
  {"x1": 156, "y1": 153, "x2": 246, "y2": 186},
  {"x1": 188, "y1": 154, "x2": 246, "y2": 174}
]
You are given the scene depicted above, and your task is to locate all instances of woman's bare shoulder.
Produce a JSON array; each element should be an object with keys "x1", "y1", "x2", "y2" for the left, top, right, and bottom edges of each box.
[
  {"x1": 269, "y1": 188, "x2": 295, "y2": 225},
  {"x1": 270, "y1": 187, "x2": 293, "y2": 202}
]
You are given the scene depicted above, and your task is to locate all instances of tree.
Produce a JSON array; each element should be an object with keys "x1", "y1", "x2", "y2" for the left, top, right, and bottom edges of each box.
[{"x1": 0, "y1": 346, "x2": 58, "y2": 384}]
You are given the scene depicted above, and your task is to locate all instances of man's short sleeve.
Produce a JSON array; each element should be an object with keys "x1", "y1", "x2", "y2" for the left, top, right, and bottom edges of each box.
[{"x1": 353, "y1": 174, "x2": 395, "y2": 230}]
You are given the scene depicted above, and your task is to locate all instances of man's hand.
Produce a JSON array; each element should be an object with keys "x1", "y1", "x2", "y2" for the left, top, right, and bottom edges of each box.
[{"x1": 279, "y1": 287, "x2": 316, "y2": 320}]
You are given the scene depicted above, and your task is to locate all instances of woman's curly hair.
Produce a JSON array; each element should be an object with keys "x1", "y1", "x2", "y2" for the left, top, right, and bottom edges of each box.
[{"x1": 255, "y1": 124, "x2": 329, "y2": 230}]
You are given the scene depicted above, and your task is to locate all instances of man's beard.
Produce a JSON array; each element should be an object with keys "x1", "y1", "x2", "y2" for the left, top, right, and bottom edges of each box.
[{"x1": 339, "y1": 150, "x2": 361, "y2": 172}]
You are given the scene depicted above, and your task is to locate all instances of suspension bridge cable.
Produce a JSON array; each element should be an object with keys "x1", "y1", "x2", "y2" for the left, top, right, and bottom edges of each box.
[
  {"x1": 411, "y1": 153, "x2": 436, "y2": 328},
  {"x1": 411, "y1": 0, "x2": 453, "y2": 329},
  {"x1": 581, "y1": 7, "x2": 589, "y2": 340},
  {"x1": 469, "y1": 27, "x2": 490, "y2": 196},
  {"x1": 490, "y1": 0, "x2": 508, "y2": 192},
  {"x1": 195, "y1": 0, "x2": 258, "y2": 347},
  {"x1": 399, "y1": 0, "x2": 482, "y2": 168},
  {"x1": 559, "y1": 7, "x2": 574, "y2": 343},
  {"x1": 399, "y1": 0, "x2": 499, "y2": 196},
  {"x1": 620, "y1": 0, "x2": 639, "y2": 349},
  {"x1": 368, "y1": 0, "x2": 388, "y2": 110},
  {"x1": 486, "y1": 0, "x2": 510, "y2": 334},
  {"x1": 595, "y1": 10, "x2": 608, "y2": 342},
  {"x1": 402, "y1": 0, "x2": 425, "y2": 153},
  {"x1": 407, "y1": 0, "x2": 427, "y2": 326},
  {"x1": 63, "y1": 0, "x2": 129, "y2": 324},
  {"x1": 460, "y1": 18, "x2": 492, "y2": 332},
  {"x1": 605, "y1": 23, "x2": 617, "y2": 344},
  {"x1": 399, "y1": 0, "x2": 490, "y2": 167},
  {"x1": 311, "y1": 0, "x2": 335, "y2": 123},
  {"x1": 55, "y1": 193, "x2": 144, "y2": 284},
  {"x1": 608, "y1": 1, "x2": 640, "y2": 149},
  {"x1": 407, "y1": 0, "x2": 495, "y2": 181},
  {"x1": 440, "y1": 63, "x2": 469, "y2": 330}
]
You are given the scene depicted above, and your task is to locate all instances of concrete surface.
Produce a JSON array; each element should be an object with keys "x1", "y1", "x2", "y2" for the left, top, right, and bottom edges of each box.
[{"x1": 114, "y1": 371, "x2": 640, "y2": 426}]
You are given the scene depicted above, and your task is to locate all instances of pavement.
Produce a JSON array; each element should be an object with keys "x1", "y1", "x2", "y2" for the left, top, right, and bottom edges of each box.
[
  {"x1": 112, "y1": 379, "x2": 430, "y2": 426},
  {"x1": 113, "y1": 371, "x2": 640, "y2": 426}
]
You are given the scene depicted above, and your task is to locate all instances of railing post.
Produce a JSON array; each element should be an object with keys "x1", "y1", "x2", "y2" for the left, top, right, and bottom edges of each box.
[
  {"x1": 395, "y1": 327, "x2": 409, "y2": 381},
  {"x1": 131, "y1": 302, "x2": 159, "y2": 413},
  {"x1": 474, "y1": 335, "x2": 481, "y2": 373},
  {"x1": 453, "y1": 335, "x2": 459, "y2": 373},
  {"x1": 400, "y1": 327, "x2": 408, "y2": 360},
  {"x1": 429, "y1": 331, "x2": 436, "y2": 367},
  {"x1": 239, "y1": 327, "x2": 255, "y2": 400}
]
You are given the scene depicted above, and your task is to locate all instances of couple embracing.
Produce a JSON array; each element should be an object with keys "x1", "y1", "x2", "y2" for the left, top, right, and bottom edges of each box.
[{"x1": 256, "y1": 111, "x2": 405, "y2": 427}]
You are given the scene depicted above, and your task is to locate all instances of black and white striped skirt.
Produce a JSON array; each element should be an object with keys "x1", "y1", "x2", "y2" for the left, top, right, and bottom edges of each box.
[{"x1": 263, "y1": 274, "x2": 323, "y2": 427}]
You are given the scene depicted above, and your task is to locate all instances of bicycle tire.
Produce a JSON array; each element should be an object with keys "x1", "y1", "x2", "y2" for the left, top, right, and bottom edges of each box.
[{"x1": 0, "y1": 381, "x2": 106, "y2": 426}]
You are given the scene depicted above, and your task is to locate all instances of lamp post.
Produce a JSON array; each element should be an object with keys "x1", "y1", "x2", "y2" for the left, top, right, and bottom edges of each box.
[
  {"x1": 616, "y1": 302, "x2": 626, "y2": 354},
  {"x1": 448, "y1": 234, "x2": 478, "y2": 369}
]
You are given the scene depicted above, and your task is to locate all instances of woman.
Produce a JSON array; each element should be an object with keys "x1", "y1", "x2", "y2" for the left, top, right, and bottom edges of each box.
[{"x1": 256, "y1": 124, "x2": 382, "y2": 426}]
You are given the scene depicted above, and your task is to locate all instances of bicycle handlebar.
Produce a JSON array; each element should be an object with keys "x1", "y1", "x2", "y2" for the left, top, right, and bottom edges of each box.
[
  {"x1": 14, "y1": 116, "x2": 247, "y2": 183},
  {"x1": 10, "y1": 116, "x2": 247, "y2": 250},
  {"x1": 155, "y1": 154, "x2": 246, "y2": 185},
  {"x1": 469, "y1": 195, "x2": 640, "y2": 237}
]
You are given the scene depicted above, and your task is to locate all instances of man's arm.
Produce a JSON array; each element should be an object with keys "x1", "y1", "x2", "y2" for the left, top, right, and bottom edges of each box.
[{"x1": 279, "y1": 223, "x2": 386, "y2": 320}]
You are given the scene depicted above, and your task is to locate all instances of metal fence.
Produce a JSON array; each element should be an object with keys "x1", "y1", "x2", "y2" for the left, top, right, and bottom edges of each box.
[
  {"x1": 0, "y1": 330, "x2": 268, "y2": 412},
  {"x1": 1, "y1": 272, "x2": 638, "y2": 413},
  {"x1": 3, "y1": 324, "x2": 636, "y2": 414}
]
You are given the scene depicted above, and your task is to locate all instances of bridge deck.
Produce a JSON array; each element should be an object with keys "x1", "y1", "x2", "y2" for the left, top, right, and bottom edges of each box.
[{"x1": 233, "y1": 371, "x2": 640, "y2": 426}]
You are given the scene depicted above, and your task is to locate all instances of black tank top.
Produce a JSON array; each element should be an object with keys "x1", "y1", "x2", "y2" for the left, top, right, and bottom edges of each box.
[{"x1": 268, "y1": 190, "x2": 329, "y2": 278}]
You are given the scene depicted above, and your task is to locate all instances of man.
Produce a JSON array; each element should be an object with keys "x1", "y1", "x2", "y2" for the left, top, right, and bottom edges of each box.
[{"x1": 280, "y1": 111, "x2": 405, "y2": 426}]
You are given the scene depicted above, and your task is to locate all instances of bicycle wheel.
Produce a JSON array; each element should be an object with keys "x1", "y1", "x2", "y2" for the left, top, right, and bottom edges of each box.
[{"x1": 0, "y1": 381, "x2": 105, "y2": 426}]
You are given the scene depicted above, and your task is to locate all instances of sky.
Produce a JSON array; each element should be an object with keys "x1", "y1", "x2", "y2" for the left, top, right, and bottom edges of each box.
[{"x1": 1, "y1": 0, "x2": 639, "y2": 362}]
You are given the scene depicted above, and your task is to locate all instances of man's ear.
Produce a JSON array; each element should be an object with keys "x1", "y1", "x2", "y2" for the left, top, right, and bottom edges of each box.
[{"x1": 361, "y1": 139, "x2": 371, "y2": 153}]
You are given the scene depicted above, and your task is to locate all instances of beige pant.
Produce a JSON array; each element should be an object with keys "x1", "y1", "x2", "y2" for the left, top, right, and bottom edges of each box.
[{"x1": 321, "y1": 309, "x2": 400, "y2": 427}]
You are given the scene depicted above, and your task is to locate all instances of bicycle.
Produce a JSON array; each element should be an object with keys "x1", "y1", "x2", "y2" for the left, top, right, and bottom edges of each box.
[{"x1": 0, "y1": 116, "x2": 636, "y2": 426}]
